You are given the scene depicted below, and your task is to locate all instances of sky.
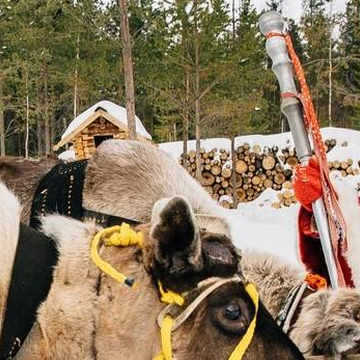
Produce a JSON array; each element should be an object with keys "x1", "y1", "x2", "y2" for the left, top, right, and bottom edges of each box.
[
  {"x1": 252, "y1": 0, "x2": 348, "y2": 22},
  {"x1": 104, "y1": 0, "x2": 349, "y2": 18}
]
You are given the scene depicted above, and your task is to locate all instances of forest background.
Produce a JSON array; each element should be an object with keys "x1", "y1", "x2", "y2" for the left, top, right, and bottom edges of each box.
[{"x1": 0, "y1": 0, "x2": 359, "y2": 158}]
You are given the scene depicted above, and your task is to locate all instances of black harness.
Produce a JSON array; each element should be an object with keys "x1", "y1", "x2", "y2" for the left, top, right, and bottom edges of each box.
[
  {"x1": 0, "y1": 160, "x2": 140, "y2": 359},
  {"x1": 0, "y1": 225, "x2": 58, "y2": 360},
  {"x1": 29, "y1": 160, "x2": 139, "y2": 228},
  {"x1": 29, "y1": 160, "x2": 88, "y2": 229}
]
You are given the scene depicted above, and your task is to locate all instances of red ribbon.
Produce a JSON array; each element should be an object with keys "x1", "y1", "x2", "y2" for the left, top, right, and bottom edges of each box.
[{"x1": 268, "y1": 32, "x2": 348, "y2": 287}]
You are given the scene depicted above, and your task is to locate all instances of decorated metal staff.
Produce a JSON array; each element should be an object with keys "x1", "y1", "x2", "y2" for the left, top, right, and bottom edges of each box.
[{"x1": 259, "y1": 11, "x2": 348, "y2": 290}]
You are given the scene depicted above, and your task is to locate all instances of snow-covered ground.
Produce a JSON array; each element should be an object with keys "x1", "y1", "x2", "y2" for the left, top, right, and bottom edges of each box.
[
  {"x1": 225, "y1": 189, "x2": 302, "y2": 266},
  {"x1": 160, "y1": 127, "x2": 360, "y2": 268},
  {"x1": 159, "y1": 127, "x2": 360, "y2": 166}
]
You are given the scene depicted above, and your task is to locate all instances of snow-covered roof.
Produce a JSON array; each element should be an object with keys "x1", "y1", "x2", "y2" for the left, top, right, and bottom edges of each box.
[
  {"x1": 54, "y1": 100, "x2": 151, "y2": 150},
  {"x1": 58, "y1": 147, "x2": 76, "y2": 162}
]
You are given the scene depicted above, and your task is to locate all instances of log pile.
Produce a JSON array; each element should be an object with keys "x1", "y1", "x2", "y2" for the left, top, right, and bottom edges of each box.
[
  {"x1": 180, "y1": 139, "x2": 360, "y2": 209},
  {"x1": 328, "y1": 159, "x2": 360, "y2": 177},
  {"x1": 181, "y1": 148, "x2": 233, "y2": 203}
]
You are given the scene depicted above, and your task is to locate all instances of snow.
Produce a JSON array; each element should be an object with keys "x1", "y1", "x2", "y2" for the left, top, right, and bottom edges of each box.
[
  {"x1": 58, "y1": 147, "x2": 75, "y2": 161},
  {"x1": 62, "y1": 100, "x2": 152, "y2": 140},
  {"x1": 160, "y1": 127, "x2": 360, "y2": 269},
  {"x1": 159, "y1": 127, "x2": 360, "y2": 161},
  {"x1": 226, "y1": 190, "x2": 302, "y2": 266}
]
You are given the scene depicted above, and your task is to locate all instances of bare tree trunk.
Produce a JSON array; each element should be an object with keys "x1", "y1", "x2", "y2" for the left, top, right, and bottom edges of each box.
[
  {"x1": 232, "y1": 0, "x2": 236, "y2": 39},
  {"x1": 179, "y1": 2, "x2": 189, "y2": 170},
  {"x1": 25, "y1": 66, "x2": 30, "y2": 159},
  {"x1": 194, "y1": 0, "x2": 202, "y2": 181},
  {"x1": 36, "y1": 78, "x2": 43, "y2": 157},
  {"x1": 0, "y1": 43, "x2": 5, "y2": 156},
  {"x1": 173, "y1": 123, "x2": 177, "y2": 141},
  {"x1": 328, "y1": 0, "x2": 333, "y2": 127},
  {"x1": 118, "y1": 0, "x2": 137, "y2": 140},
  {"x1": 74, "y1": 34, "x2": 80, "y2": 118},
  {"x1": 43, "y1": 28, "x2": 51, "y2": 155},
  {"x1": 182, "y1": 73, "x2": 189, "y2": 170},
  {"x1": 63, "y1": 117, "x2": 69, "y2": 150}
]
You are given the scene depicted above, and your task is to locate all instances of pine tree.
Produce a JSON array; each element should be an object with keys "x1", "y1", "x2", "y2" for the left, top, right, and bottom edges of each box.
[
  {"x1": 338, "y1": 0, "x2": 360, "y2": 129},
  {"x1": 300, "y1": 0, "x2": 332, "y2": 125},
  {"x1": 266, "y1": 0, "x2": 283, "y2": 13}
]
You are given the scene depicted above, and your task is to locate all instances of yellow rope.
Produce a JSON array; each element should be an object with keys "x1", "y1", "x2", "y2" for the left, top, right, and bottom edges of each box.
[
  {"x1": 90, "y1": 224, "x2": 258, "y2": 360},
  {"x1": 154, "y1": 283, "x2": 184, "y2": 360},
  {"x1": 158, "y1": 281, "x2": 184, "y2": 307},
  {"x1": 228, "y1": 282, "x2": 259, "y2": 360},
  {"x1": 90, "y1": 224, "x2": 143, "y2": 287},
  {"x1": 105, "y1": 223, "x2": 143, "y2": 248},
  {"x1": 153, "y1": 316, "x2": 174, "y2": 360}
]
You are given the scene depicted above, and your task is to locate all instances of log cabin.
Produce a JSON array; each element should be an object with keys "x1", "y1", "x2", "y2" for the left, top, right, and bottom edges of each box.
[{"x1": 54, "y1": 100, "x2": 152, "y2": 160}]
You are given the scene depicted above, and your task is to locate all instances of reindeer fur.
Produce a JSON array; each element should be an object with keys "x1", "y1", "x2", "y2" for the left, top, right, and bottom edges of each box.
[
  {"x1": 243, "y1": 250, "x2": 360, "y2": 359},
  {"x1": 0, "y1": 182, "x2": 21, "y2": 323},
  {"x1": 0, "y1": 183, "x2": 303, "y2": 360},
  {"x1": 82, "y1": 140, "x2": 227, "y2": 223}
]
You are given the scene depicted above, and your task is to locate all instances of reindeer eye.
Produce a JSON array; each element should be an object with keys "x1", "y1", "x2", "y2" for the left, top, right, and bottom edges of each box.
[{"x1": 225, "y1": 304, "x2": 241, "y2": 320}]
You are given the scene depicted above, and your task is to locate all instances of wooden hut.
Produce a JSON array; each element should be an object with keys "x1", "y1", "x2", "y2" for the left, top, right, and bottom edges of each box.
[{"x1": 54, "y1": 100, "x2": 152, "y2": 160}]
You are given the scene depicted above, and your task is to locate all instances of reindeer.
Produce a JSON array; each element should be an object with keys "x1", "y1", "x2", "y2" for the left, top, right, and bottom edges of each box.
[
  {"x1": 243, "y1": 250, "x2": 360, "y2": 360},
  {"x1": 0, "y1": 182, "x2": 303, "y2": 359},
  {"x1": 1, "y1": 140, "x2": 359, "y2": 359}
]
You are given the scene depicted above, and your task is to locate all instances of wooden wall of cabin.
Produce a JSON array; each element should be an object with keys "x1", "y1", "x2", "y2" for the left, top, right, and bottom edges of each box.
[{"x1": 74, "y1": 116, "x2": 129, "y2": 160}]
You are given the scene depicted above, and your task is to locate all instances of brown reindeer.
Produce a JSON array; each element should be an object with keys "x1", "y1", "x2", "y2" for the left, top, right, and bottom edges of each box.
[
  {"x1": 243, "y1": 250, "x2": 360, "y2": 360},
  {"x1": 2, "y1": 140, "x2": 359, "y2": 358},
  {"x1": 0, "y1": 183, "x2": 303, "y2": 360},
  {"x1": 0, "y1": 141, "x2": 226, "y2": 225},
  {"x1": 0, "y1": 155, "x2": 60, "y2": 222}
]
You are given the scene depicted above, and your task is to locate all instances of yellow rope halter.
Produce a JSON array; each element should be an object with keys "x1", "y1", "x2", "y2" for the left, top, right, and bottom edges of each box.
[
  {"x1": 229, "y1": 282, "x2": 259, "y2": 360},
  {"x1": 90, "y1": 223, "x2": 143, "y2": 287},
  {"x1": 90, "y1": 224, "x2": 259, "y2": 360}
]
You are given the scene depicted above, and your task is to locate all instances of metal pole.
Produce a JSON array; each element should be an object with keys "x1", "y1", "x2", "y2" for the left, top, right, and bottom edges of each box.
[{"x1": 259, "y1": 11, "x2": 339, "y2": 289}]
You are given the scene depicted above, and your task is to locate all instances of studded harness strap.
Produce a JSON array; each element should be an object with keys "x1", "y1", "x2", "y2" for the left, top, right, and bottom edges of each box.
[
  {"x1": 30, "y1": 160, "x2": 88, "y2": 229},
  {"x1": 276, "y1": 274, "x2": 327, "y2": 334},
  {"x1": 30, "y1": 160, "x2": 139, "y2": 228}
]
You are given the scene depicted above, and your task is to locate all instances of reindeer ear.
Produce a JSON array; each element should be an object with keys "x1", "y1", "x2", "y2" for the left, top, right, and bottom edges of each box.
[{"x1": 150, "y1": 196, "x2": 203, "y2": 276}]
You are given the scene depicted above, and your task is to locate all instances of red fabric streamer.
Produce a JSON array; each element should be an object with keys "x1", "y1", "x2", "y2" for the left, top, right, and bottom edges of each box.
[
  {"x1": 267, "y1": 31, "x2": 348, "y2": 287},
  {"x1": 293, "y1": 157, "x2": 322, "y2": 212}
]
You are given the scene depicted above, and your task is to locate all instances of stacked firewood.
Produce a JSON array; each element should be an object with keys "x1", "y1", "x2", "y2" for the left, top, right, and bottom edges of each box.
[
  {"x1": 328, "y1": 159, "x2": 360, "y2": 177},
  {"x1": 180, "y1": 139, "x2": 359, "y2": 209},
  {"x1": 233, "y1": 143, "x2": 295, "y2": 204},
  {"x1": 324, "y1": 138, "x2": 337, "y2": 152},
  {"x1": 181, "y1": 148, "x2": 233, "y2": 203}
]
